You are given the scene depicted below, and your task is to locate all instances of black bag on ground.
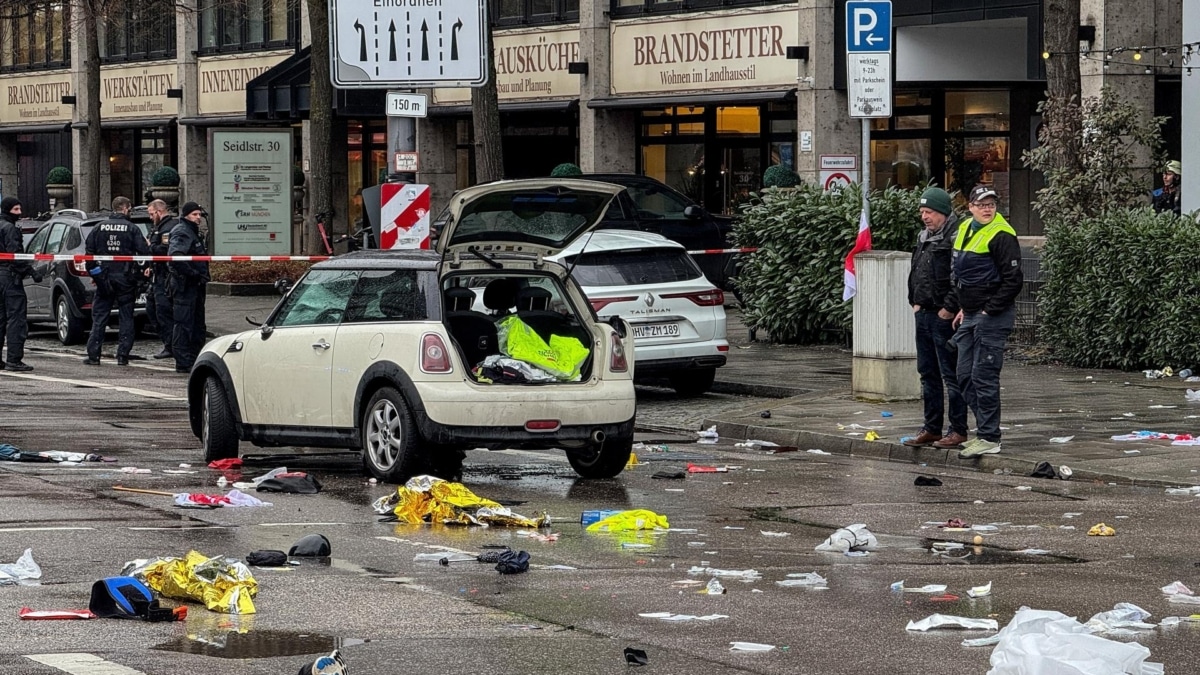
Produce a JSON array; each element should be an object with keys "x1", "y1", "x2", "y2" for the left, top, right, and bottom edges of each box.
[
  {"x1": 246, "y1": 550, "x2": 288, "y2": 566},
  {"x1": 88, "y1": 576, "x2": 179, "y2": 622},
  {"x1": 257, "y1": 474, "x2": 322, "y2": 494},
  {"x1": 289, "y1": 534, "x2": 331, "y2": 557}
]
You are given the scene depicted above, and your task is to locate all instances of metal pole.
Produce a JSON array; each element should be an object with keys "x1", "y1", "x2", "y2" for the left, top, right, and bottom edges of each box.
[
  {"x1": 387, "y1": 114, "x2": 417, "y2": 184},
  {"x1": 861, "y1": 118, "x2": 871, "y2": 222}
]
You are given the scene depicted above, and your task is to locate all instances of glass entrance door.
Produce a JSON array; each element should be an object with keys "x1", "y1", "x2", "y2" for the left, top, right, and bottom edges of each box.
[{"x1": 719, "y1": 145, "x2": 761, "y2": 214}]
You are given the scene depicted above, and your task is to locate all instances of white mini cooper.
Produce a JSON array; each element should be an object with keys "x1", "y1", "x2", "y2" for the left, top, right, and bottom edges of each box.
[{"x1": 186, "y1": 179, "x2": 637, "y2": 482}]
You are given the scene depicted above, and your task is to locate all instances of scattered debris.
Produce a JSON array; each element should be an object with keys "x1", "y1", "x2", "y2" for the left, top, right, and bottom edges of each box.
[
  {"x1": 688, "y1": 566, "x2": 761, "y2": 581},
  {"x1": 122, "y1": 552, "x2": 258, "y2": 614},
  {"x1": 651, "y1": 470, "x2": 686, "y2": 480},
  {"x1": 978, "y1": 607, "x2": 1161, "y2": 673},
  {"x1": 1088, "y1": 523, "x2": 1116, "y2": 537},
  {"x1": 1029, "y1": 462, "x2": 1058, "y2": 480},
  {"x1": 374, "y1": 475, "x2": 548, "y2": 527},
  {"x1": 914, "y1": 476, "x2": 943, "y2": 486},
  {"x1": 639, "y1": 612, "x2": 728, "y2": 621},
  {"x1": 729, "y1": 642, "x2": 775, "y2": 652},
  {"x1": 1049, "y1": 436, "x2": 1074, "y2": 444},
  {"x1": 289, "y1": 534, "x2": 331, "y2": 557},
  {"x1": 18, "y1": 607, "x2": 95, "y2": 620},
  {"x1": 586, "y1": 510, "x2": 669, "y2": 533},
  {"x1": 0, "y1": 549, "x2": 41, "y2": 585},
  {"x1": 881, "y1": 411, "x2": 894, "y2": 418},
  {"x1": 815, "y1": 524, "x2": 877, "y2": 553},
  {"x1": 1162, "y1": 581, "x2": 1200, "y2": 605},
  {"x1": 624, "y1": 647, "x2": 649, "y2": 666},
  {"x1": 864, "y1": 430, "x2": 881, "y2": 442},
  {"x1": 906, "y1": 614, "x2": 999, "y2": 631},
  {"x1": 494, "y1": 550, "x2": 530, "y2": 574},
  {"x1": 174, "y1": 490, "x2": 272, "y2": 508},
  {"x1": 256, "y1": 473, "x2": 322, "y2": 494},
  {"x1": 207, "y1": 458, "x2": 243, "y2": 470},
  {"x1": 967, "y1": 582, "x2": 993, "y2": 598},
  {"x1": 760, "y1": 531, "x2": 790, "y2": 537},
  {"x1": 687, "y1": 464, "x2": 728, "y2": 473},
  {"x1": 1015, "y1": 486, "x2": 1033, "y2": 491},
  {"x1": 89, "y1": 577, "x2": 184, "y2": 622},
  {"x1": 697, "y1": 425, "x2": 719, "y2": 444},
  {"x1": 1085, "y1": 603, "x2": 1155, "y2": 632},
  {"x1": 806, "y1": 448, "x2": 832, "y2": 456},
  {"x1": 296, "y1": 649, "x2": 347, "y2": 675},
  {"x1": 245, "y1": 551, "x2": 288, "y2": 567},
  {"x1": 760, "y1": 410, "x2": 772, "y2": 419},
  {"x1": 777, "y1": 572, "x2": 827, "y2": 588},
  {"x1": 704, "y1": 578, "x2": 725, "y2": 595}
]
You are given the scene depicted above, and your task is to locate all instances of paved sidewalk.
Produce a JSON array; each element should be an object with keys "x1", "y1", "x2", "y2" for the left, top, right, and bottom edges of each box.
[{"x1": 705, "y1": 340, "x2": 1200, "y2": 488}]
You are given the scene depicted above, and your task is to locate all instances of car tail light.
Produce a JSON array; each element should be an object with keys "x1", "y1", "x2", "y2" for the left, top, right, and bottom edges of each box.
[
  {"x1": 661, "y1": 289, "x2": 725, "y2": 306},
  {"x1": 717, "y1": 345, "x2": 729, "y2": 352},
  {"x1": 70, "y1": 261, "x2": 90, "y2": 277},
  {"x1": 420, "y1": 333, "x2": 452, "y2": 373},
  {"x1": 589, "y1": 296, "x2": 636, "y2": 313},
  {"x1": 610, "y1": 333, "x2": 628, "y2": 373},
  {"x1": 524, "y1": 420, "x2": 561, "y2": 432}
]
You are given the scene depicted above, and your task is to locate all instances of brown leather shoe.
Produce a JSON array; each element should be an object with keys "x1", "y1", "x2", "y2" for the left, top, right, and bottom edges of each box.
[
  {"x1": 933, "y1": 432, "x2": 968, "y2": 449},
  {"x1": 904, "y1": 430, "x2": 942, "y2": 447}
]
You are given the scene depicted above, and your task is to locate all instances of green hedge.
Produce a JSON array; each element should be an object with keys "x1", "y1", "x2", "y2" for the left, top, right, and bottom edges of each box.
[
  {"x1": 1039, "y1": 208, "x2": 1200, "y2": 370},
  {"x1": 732, "y1": 183, "x2": 925, "y2": 343}
]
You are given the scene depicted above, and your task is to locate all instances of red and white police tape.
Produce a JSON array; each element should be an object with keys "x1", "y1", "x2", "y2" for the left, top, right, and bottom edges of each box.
[{"x1": 0, "y1": 247, "x2": 756, "y2": 263}]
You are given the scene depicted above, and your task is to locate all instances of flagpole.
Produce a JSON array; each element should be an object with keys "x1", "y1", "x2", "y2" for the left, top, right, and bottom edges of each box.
[{"x1": 861, "y1": 118, "x2": 870, "y2": 224}]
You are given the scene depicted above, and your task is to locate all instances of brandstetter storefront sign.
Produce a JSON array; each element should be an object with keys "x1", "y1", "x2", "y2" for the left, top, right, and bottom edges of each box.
[{"x1": 0, "y1": 71, "x2": 72, "y2": 125}]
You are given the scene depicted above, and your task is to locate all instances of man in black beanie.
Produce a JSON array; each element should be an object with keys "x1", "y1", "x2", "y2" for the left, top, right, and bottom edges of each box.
[
  {"x1": 0, "y1": 197, "x2": 37, "y2": 371},
  {"x1": 169, "y1": 202, "x2": 210, "y2": 373}
]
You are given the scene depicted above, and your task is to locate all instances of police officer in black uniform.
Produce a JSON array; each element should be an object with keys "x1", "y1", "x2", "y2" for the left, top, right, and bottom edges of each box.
[
  {"x1": 146, "y1": 199, "x2": 176, "y2": 360},
  {"x1": 169, "y1": 202, "x2": 210, "y2": 374},
  {"x1": 83, "y1": 196, "x2": 150, "y2": 366},
  {"x1": 0, "y1": 197, "x2": 38, "y2": 371}
]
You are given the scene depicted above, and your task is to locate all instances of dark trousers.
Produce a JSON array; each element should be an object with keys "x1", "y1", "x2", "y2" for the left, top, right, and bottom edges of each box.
[
  {"x1": 152, "y1": 279, "x2": 174, "y2": 352},
  {"x1": 953, "y1": 306, "x2": 1016, "y2": 442},
  {"x1": 87, "y1": 280, "x2": 137, "y2": 360},
  {"x1": 0, "y1": 273, "x2": 28, "y2": 364},
  {"x1": 172, "y1": 281, "x2": 207, "y2": 369},
  {"x1": 915, "y1": 309, "x2": 967, "y2": 437}
]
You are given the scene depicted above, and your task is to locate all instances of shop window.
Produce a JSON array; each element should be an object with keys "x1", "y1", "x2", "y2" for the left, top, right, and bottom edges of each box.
[
  {"x1": 0, "y1": 1, "x2": 70, "y2": 70},
  {"x1": 641, "y1": 144, "x2": 705, "y2": 204},
  {"x1": 716, "y1": 107, "x2": 760, "y2": 136},
  {"x1": 872, "y1": 139, "x2": 931, "y2": 191},
  {"x1": 946, "y1": 136, "x2": 1009, "y2": 211},
  {"x1": 101, "y1": 0, "x2": 176, "y2": 61},
  {"x1": 492, "y1": 0, "x2": 578, "y2": 25},
  {"x1": 946, "y1": 91, "x2": 1010, "y2": 132},
  {"x1": 199, "y1": 0, "x2": 300, "y2": 53}
]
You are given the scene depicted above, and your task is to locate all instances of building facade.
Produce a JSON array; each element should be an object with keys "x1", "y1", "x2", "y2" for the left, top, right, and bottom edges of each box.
[{"x1": 0, "y1": 0, "x2": 1183, "y2": 251}]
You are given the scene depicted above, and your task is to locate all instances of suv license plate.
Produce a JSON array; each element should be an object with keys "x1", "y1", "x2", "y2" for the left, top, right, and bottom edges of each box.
[{"x1": 633, "y1": 323, "x2": 680, "y2": 339}]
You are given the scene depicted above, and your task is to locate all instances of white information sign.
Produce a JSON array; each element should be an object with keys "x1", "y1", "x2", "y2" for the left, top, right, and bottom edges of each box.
[
  {"x1": 330, "y1": 0, "x2": 488, "y2": 88},
  {"x1": 848, "y1": 53, "x2": 892, "y2": 118},
  {"x1": 386, "y1": 91, "x2": 428, "y2": 117},
  {"x1": 209, "y1": 129, "x2": 293, "y2": 255}
]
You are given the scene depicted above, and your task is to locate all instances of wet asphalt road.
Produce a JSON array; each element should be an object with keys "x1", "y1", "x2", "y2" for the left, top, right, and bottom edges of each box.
[{"x1": 3, "y1": 329, "x2": 1200, "y2": 674}]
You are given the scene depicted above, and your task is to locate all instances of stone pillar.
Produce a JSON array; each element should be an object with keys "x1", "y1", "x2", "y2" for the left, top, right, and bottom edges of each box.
[
  {"x1": 796, "y1": 0, "x2": 859, "y2": 186},
  {"x1": 578, "y1": 0, "x2": 634, "y2": 173},
  {"x1": 176, "y1": 0, "x2": 209, "y2": 224},
  {"x1": 417, "y1": 115, "x2": 460, "y2": 216},
  {"x1": 851, "y1": 251, "x2": 919, "y2": 401},
  {"x1": 1185, "y1": 0, "x2": 1200, "y2": 213},
  {"x1": 0, "y1": 137, "x2": 17, "y2": 204}
]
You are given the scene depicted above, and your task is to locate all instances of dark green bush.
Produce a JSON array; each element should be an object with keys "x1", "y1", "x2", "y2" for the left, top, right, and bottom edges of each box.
[
  {"x1": 550, "y1": 163, "x2": 582, "y2": 177},
  {"x1": 150, "y1": 166, "x2": 180, "y2": 187},
  {"x1": 762, "y1": 164, "x2": 800, "y2": 188},
  {"x1": 1039, "y1": 208, "x2": 1200, "y2": 370},
  {"x1": 46, "y1": 166, "x2": 72, "y2": 184},
  {"x1": 732, "y1": 182, "x2": 924, "y2": 343}
]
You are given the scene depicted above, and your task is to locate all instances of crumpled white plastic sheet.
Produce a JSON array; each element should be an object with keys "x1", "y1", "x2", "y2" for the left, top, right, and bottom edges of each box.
[
  {"x1": 0, "y1": 549, "x2": 41, "y2": 585},
  {"x1": 815, "y1": 524, "x2": 878, "y2": 553},
  {"x1": 776, "y1": 572, "x2": 827, "y2": 587},
  {"x1": 1085, "y1": 603, "x2": 1156, "y2": 632},
  {"x1": 906, "y1": 614, "x2": 999, "y2": 632},
  {"x1": 687, "y1": 566, "x2": 761, "y2": 581},
  {"x1": 729, "y1": 642, "x2": 775, "y2": 652},
  {"x1": 981, "y1": 607, "x2": 1163, "y2": 675},
  {"x1": 639, "y1": 612, "x2": 728, "y2": 621}
]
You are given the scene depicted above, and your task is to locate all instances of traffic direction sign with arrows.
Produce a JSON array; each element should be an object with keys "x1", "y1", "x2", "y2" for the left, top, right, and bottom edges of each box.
[{"x1": 330, "y1": 0, "x2": 488, "y2": 89}]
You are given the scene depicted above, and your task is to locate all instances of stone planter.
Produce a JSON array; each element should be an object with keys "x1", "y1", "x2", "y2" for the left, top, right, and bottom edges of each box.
[
  {"x1": 150, "y1": 186, "x2": 180, "y2": 207},
  {"x1": 293, "y1": 185, "x2": 306, "y2": 211},
  {"x1": 46, "y1": 183, "x2": 73, "y2": 207}
]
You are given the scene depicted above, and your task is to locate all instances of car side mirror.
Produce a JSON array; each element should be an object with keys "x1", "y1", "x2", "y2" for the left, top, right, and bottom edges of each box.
[
  {"x1": 606, "y1": 315, "x2": 627, "y2": 339},
  {"x1": 683, "y1": 205, "x2": 705, "y2": 220},
  {"x1": 260, "y1": 323, "x2": 274, "y2": 339},
  {"x1": 274, "y1": 278, "x2": 292, "y2": 295}
]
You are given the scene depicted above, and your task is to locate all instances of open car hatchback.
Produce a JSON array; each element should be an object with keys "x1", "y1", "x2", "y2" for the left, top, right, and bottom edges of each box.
[{"x1": 187, "y1": 179, "x2": 637, "y2": 483}]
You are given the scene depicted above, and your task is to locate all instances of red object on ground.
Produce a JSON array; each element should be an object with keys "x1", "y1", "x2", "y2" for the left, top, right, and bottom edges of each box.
[
  {"x1": 19, "y1": 607, "x2": 96, "y2": 620},
  {"x1": 180, "y1": 493, "x2": 231, "y2": 506},
  {"x1": 207, "y1": 458, "x2": 243, "y2": 470},
  {"x1": 687, "y1": 464, "x2": 720, "y2": 473},
  {"x1": 929, "y1": 594, "x2": 961, "y2": 602}
]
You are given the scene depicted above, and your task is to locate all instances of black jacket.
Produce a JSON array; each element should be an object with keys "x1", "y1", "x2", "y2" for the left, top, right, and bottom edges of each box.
[
  {"x1": 148, "y1": 216, "x2": 178, "y2": 278},
  {"x1": 0, "y1": 213, "x2": 32, "y2": 279},
  {"x1": 168, "y1": 219, "x2": 210, "y2": 282},
  {"x1": 907, "y1": 215, "x2": 959, "y2": 312},
  {"x1": 85, "y1": 213, "x2": 150, "y2": 282},
  {"x1": 949, "y1": 220, "x2": 1023, "y2": 314}
]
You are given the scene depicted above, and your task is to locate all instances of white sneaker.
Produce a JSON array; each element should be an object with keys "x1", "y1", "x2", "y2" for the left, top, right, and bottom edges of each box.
[{"x1": 958, "y1": 440, "x2": 1001, "y2": 459}]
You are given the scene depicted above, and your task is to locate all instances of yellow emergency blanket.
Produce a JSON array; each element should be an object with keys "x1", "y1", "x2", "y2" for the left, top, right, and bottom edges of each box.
[
  {"x1": 373, "y1": 475, "x2": 550, "y2": 528},
  {"x1": 585, "y1": 509, "x2": 670, "y2": 533},
  {"x1": 496, "y1": 315, "x2": 590, "y2": 381},
  {"x1": 1087, "y1": 523, "x2": 1116, "y2": 536},
  {"x1": 128, "y1": 550, "x2": 257, "y2": 614}
]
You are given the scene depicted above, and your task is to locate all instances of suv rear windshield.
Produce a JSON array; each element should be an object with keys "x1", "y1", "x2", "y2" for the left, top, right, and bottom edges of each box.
[{"x1": 565, "y1": 248, "x2": 703, "y2": 287}]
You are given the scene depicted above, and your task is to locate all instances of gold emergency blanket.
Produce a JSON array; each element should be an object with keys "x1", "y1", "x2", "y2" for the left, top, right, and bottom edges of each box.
[
  {"x1": 125, "y1": 550, "x2": 258, "y2": 614},
  {"x1": 372, "y1": 475, "x2": 549, "y2": 527}
]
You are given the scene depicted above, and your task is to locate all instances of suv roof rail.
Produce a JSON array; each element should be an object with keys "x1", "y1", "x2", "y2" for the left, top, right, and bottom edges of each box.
[{"x1": 55, "y1": 208, "x2": 89, "y2": 219}]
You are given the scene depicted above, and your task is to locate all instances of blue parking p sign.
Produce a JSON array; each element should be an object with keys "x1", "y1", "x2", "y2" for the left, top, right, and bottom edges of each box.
[{"x1": 846, "y1": 0, "x2": 892, "y2": 53}]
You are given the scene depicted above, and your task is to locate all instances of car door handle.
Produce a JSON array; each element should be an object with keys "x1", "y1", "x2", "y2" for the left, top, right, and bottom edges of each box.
[{"x1": 311, "y1": 340, "x2": 331, "y2": 351}]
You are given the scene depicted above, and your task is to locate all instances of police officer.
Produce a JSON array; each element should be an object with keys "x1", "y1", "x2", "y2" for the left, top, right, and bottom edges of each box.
[
  {"x1": 146, "y1": 199, "x2": 176, "y2": 360},
  {"x1": 169, "y1": 202, "x2": 210, "y2": 374},
  {"x1": 0, "y1": 197, "x2": 37, "y2": 371},
  {"x1": 83, "y1": 196, "x2": 150, "y2": 366}
]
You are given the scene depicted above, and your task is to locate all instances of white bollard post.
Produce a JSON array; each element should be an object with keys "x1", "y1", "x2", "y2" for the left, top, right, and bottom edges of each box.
[{"x1": 852, "y1": 250, "x2": 920, "y2": 400}]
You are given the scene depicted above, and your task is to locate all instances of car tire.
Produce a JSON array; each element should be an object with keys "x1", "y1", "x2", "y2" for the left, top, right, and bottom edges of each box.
[
  {"x1": 567, "y1": 435, "x2": 633, "y2": 479},
  {"x1": 201, "y1": 377, "x2": 240, "y2": 462},
  {"x1": 668, "y1": 367, "x2": 716, "y2": 397},
  {"x1": 55, "y1": 295, "x2": 86, "y2": 346},
  {"x1": 361, "y1": 387, "x2": 422, "y2": 484}
]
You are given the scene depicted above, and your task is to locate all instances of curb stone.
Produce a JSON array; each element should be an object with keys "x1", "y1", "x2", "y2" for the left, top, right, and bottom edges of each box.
[{"x1": 704, "y1": 420, "x2": 1182, "y2": 489}]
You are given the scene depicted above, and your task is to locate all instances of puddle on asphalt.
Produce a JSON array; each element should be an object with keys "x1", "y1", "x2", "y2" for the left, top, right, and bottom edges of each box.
[{"x1": 153, "y1": 630, "x2": 368, "y2": 659}]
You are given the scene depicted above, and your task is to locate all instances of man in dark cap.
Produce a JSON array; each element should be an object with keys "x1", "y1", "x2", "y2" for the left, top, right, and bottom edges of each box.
[
  {"x1": 83, "y1": 196, "x2": 150, "y2": 366},
  {"x1": 904, "y1": 186, "x2": 968, "y2": 450},
  {"x1": 169, "y1": 202, "x2": 210, "y2": 373},
  {"x1": 0, "y1": 197, "x2": 37, "y2": 371},
  {"x1": 146, "y1": 199, "x2": 177, "y2": 360}
]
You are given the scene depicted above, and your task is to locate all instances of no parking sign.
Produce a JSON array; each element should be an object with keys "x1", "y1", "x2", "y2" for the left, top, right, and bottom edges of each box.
[{"x1": 819, "y1": 155, "x2": 859, "y2": 191}]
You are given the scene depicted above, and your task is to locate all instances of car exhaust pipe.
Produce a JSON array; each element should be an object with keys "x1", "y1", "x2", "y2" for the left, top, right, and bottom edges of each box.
[{"x1": 591, "y1": 430, "x2": 606, "y2": 444}]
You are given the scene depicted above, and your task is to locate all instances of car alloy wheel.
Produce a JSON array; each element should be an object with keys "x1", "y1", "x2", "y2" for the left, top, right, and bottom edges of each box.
[
  {"x1": 366, "y1": 399, "x2": 404, "y2": 471},
  {"x1": 56, "y1": 298, "x2": 70, "y2": 343}
]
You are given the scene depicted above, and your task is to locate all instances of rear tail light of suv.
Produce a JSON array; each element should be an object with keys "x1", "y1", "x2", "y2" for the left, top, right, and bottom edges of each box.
[
  {"x1": 660, "y1": 289, "x2": 724, "y2": 306},
  {"x1": 70, "y1": 261, "x2": 90, "y2": 277}
]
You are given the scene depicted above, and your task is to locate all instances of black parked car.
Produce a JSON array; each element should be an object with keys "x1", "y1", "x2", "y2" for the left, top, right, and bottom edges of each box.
[
  {"x1": 583, "y1": 174, "x2": 737, "y2": 290},
  {"x1": 22, "y1": 209, "x2": 152, "y2": 345}
]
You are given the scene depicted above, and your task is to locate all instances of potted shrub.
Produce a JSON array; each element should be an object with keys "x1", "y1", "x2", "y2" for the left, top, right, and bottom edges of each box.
[
  {"x1": 149, "y1": 166, "x2": 181, "y2": 206},
  {"x1": 46, "y1": 166, "x2": 73, "y2": 206},
  {"x1": 550, "y1": 162, "x2": 583, "y2": 177},
  {"x1": 762, "y1": 164, "x2": 801, "y2": 189}
]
